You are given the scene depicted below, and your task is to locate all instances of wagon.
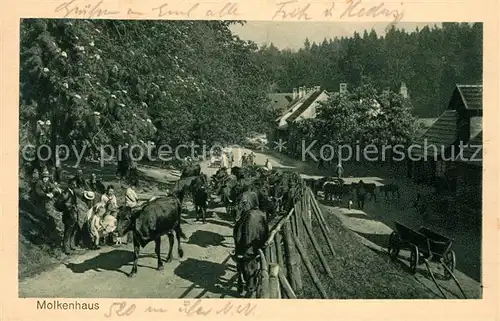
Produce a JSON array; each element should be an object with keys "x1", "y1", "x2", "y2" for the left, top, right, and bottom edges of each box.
[{"x1": 388, "y1": 221, "x2": 467, "y2": 299}]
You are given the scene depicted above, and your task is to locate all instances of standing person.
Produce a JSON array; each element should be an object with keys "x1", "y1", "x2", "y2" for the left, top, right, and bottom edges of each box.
[
  {"x1": 265, "y1": 158, "x2": 272, "y2": 171},
  {"x1": 221, "y1": 151, "x2": 229, "y2": 171},
  {"x1": 241, "y1": 153, "x2": 247, "y2": 167},
  {"x1": 87, "y1": 173, "x2": 106, "y2": 195},
  {"x1": 87, "y1": 201, "x2": 107, "y2": 250},
  {"x1": 356, "y1": 180, "x2": 367, "y2": 210},
  {"x1": 33, "y1": 169, "x2": 56, "y2": 231},
  {"x1": 60, "y1": 179, "x2": 79, "y2": 255},
  {"x1": 249, "y1": 152, "x2": 255, "y2": 166},
  {"x1": 336, "y1": 162, "x2": 344, "y2": 179},
  {"x1": 101, "y1": 184, "x2": 118, "y2": 217},
  {"x1": 122, "y1": 180, "x2": 138, "y2": 244},
  {"x1": 73, "y1": 169, "x2": 87, "y2": 189}
]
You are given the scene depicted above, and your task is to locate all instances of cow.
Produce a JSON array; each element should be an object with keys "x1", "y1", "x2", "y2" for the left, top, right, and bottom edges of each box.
[
  {"x1": 364, "y1": 183, "x2": 377, "y2": 201},
  {"x1": 232, "y1": 191, "x2": 260, "y2": 222},
  {"x1": 218, "y1": 175, "x2": 238, "y2": 216},
  {"x1": 116, "y1": 196, "x2": 186, "y2": 277},
  {"x1": 171, "y1": 176, "x2": 197, "y2": 207},
  {"x1": 380, "y1": 183, "x2": 401, "y2": 201},
  {"x1": 232, "y1": 208, "x2": 269, "y2": 295},
  {"x1": 181, "y1": 164, "x2": 201, "y2": 179},
  {"x1": 190, "y1": 175, "x2": 209, "y2": 223}
]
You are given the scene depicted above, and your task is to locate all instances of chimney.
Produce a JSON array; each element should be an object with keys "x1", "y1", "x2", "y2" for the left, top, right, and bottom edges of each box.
[
  {"x1": 315, "y1": 85, "x2": 321, "y2": 92},
  {"x1": 340, "y1": 83, "x2": 347, "y2": 95},
  {"x1": 292, "y1": 88, "x2": 298, "y2": 100},
  {"x1": 299, "y1": 87, "x2": 304, "y2": 98}
]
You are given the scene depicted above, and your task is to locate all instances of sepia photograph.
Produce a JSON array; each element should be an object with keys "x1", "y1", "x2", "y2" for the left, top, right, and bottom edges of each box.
[{"x1": 18, "y1": 19, "x2": 482, "y2": 300}]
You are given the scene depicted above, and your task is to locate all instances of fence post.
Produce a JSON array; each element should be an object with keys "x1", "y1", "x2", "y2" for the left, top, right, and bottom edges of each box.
[
  {"x1": 306, "y1": 188, "x2": 313, "y2": 227},
  {"x1": 294, "y1": 235, "x2": 329, "y2": 299},
  {"x1": 269, "y1": 263, "x2": 281, "y2": 299},
  {"x1": 309, "y1": 193, "x2": 337, "y2": 257},
  {"x1": 309, "y1": 189, "x2": 331, "y2": 233},
  {"x1": 275, "y1": 232, "x2": 285, "y2": 275},
  {"x1": 301, "y1": 213, "x2": 333, "y2": 278},
  {"x1": 258, "y1": 249, "x2": 270, "y2": 299},
  {"x1": 278, "y1": 270, "x2": 297, "y2": 299},
  {"x1": 283, "y1": 220, "x2": 302, "y2": 293}
]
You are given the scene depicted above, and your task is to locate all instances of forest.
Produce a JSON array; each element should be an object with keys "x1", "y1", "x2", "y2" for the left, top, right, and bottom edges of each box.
[
  {"x1": 254, "y1": 23, "x2": 482, "y2": 118},
  {"x1": 19, "y1": 20, "x2": 482, "y2": 164}
]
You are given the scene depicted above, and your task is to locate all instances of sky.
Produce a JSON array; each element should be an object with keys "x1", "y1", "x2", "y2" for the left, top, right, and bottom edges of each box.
[{"x1": 230, "y1": 22, "x2": 440, "y2": 51}]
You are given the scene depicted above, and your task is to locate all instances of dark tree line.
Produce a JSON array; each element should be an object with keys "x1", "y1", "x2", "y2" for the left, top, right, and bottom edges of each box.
[{"x1": 254, "y1": 23, "x2": 482, "y2": 118}]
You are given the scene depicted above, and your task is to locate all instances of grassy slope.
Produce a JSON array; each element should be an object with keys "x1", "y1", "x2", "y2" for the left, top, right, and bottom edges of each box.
[{"x1": 298, "y1": 206, "x2": 438, "y2": 299}]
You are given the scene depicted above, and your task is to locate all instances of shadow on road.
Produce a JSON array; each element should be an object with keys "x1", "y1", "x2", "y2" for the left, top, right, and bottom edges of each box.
[
  {"x1": 187, "y1": 230, "x2": 230, "y2": 248},
  {"x1": 64, "y1": 250, "x2": 134, "y2": 276},
  {"x1": 175, "y1": 257, "x2": 239, "y2": 298},
  {"x1": 206, "y1": 218, "x2": 234, "y2": 229}
]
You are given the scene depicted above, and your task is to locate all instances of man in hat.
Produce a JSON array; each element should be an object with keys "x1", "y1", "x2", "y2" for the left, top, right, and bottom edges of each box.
[
  {"x1": 73, "y1": 169, "x2": 87, "y2": 189},
  {"x1": 60, "y1": 179, "x2": 79, "y2": 254},
  {"x1": 87, "y1": 173, "x2": 105, "y2": 195},
  {"x1": 33, "y1": 169, "x2": 55, "y2": 215}
]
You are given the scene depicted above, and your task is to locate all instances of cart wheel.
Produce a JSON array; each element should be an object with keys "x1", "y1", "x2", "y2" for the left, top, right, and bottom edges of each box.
[
  {"x1": 410, "y1": 245, "x2": 419, "y2": 274},
  {"x1": 443, "y1": 250, "x2": 456, "y2": 280},
  {"x1": 388, "y1": 231, "x2": 400, "y2": 261}
]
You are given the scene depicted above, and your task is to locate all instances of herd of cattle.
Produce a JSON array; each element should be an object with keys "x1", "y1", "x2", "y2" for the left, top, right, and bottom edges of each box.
[{"x1": 113, "y1": 163, "x2": 401, "y2": 295}]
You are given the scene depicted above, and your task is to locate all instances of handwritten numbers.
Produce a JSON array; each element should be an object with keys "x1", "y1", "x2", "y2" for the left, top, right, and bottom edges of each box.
[{"x1": 104, "y1": 302, "x2": 136, "y2": 317}]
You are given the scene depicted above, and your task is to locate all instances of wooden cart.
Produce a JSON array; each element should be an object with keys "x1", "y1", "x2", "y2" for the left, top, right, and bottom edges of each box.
[{"x1": 388, "y1": 221, "x2": 466, "y2": 299}]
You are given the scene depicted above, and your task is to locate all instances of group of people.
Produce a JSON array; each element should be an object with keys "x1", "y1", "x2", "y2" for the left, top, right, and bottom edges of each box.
[
  {"x1": 240, "y1": 152, "x2": 255, "y2": 167},
  {"x1": 30, "y1": 163, "x2": 139, "y2": 255}
]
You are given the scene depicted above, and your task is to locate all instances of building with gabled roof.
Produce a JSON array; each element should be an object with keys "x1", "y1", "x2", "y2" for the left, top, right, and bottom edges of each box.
[{"x1": 408, "y1": 84, "x2": 482, "y2": 209}]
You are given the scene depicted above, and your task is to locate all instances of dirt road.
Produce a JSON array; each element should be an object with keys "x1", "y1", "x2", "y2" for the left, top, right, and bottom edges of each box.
[{"x1": 18, "y1": 147, "x2": 481, "y2": 298}]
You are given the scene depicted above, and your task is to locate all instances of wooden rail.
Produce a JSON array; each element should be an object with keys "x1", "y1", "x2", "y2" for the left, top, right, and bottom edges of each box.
[{"x1": 256, "y1": 186, "x2": 334, "y2": 299}]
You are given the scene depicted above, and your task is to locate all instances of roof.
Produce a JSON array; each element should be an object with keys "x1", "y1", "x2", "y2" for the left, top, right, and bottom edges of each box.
[
  {"x1": 268, "y1": 93, "x2": 294, "y2": 112},
  {"x1": 412, "y1": 110, "x2": 458, "y2": 158},
  {"x1": 456, "y1": 131, "x2": 482, "y2": 166},
  {"x1": 276, "y1": 90, "x2": 317, "y2": 126},
  {"x1": 451, "y1": 84, "x2": 483, "y2": 111},
  {"x1": 286, "y1": 90, "x2": 323, "y2": 123}
]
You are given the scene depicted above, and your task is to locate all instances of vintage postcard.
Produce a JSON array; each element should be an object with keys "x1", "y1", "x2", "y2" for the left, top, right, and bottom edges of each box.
[{"x1": 0, "y1": 0, "x2": 498, "y2": 320}]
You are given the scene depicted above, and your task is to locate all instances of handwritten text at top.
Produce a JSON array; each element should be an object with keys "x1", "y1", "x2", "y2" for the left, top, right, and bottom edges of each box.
[
  {"x1": 272, "y1": 0, "x2": 405, "y2": 24},
  {"x1": 54, "y1": 0, "x2": 241, "y2": 19}
]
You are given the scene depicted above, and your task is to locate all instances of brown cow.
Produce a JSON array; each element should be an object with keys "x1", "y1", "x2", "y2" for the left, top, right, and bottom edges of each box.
[
  {"x1": 232, "y1": 208, "x2": 269, "y2": 295},
  {"x1": 116, "y1": 196, "x2": 186, "y2": 277}
]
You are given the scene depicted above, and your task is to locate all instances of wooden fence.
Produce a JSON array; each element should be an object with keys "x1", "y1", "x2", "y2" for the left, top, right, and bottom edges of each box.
[{"x1": 256, "y1": 186, "x2": 335, "y2": 299}]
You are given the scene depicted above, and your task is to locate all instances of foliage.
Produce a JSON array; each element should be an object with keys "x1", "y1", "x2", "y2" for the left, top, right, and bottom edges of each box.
[
  {"x1": 255, "y1": 23, "x2": 482, "y2": 117},
  {"x1": 20, "y1": 19, "x2": 274, "y2": 160}
]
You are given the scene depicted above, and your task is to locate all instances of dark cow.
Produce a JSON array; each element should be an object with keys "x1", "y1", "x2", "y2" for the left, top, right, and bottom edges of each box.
[
  {"x1": 380, "y1": 183, "x2": 400, "y2": 200},
  {"x1": 218, "y1": 175, "x2": 238, "y2": 216},
  {"x1": 190, "y1": 175, "x2": 209, "y2": 223},
  {"x1": 232, "y1": 208, "x2": 269, "y2": 295},
  {"x1": 364, "y1": 183, "x2": 377, "y2": 201},
  {"x1": 232, "y1": 191, "x2": 260, "y2": 222},
  {"x1": 181, "y1": 164, "x2": 201, "y2": 179},
  {"x1": 170, "y1": 177, "x2": 196, "y2": 207},
  {"x1": 116, "y1": 196, "x2": 186, "y2": 277}
]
